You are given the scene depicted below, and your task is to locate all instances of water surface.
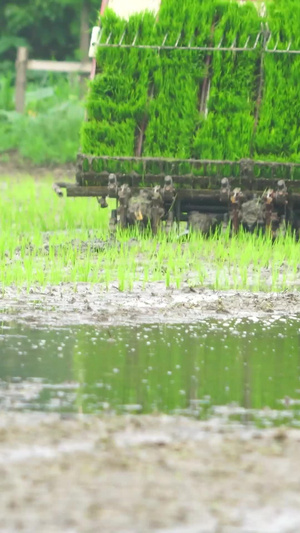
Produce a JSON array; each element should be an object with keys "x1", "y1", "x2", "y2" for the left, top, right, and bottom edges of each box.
[{"x1": 1, "y1": 318, "x2": 300, "y2": 425}]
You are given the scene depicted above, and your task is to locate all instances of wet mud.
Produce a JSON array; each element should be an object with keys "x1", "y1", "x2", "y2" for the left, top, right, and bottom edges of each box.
[
  {"x1": 1, "y1": 275, "x2": 300, "y2": 531},
  {"x1": 0, "y1": 282, "x2": 300, "y2": 327},
  {"x1": 0, "y1": 413, "x2": 300, "y2": 532}
]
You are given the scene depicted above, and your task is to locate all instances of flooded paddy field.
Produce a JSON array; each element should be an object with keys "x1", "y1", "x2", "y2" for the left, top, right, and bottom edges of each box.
[
  {"x1": 1, "y1": 174, "x2": 300, "y2": 531},
  {"x1": 1, "y1": 316, "x2": 300, "y2": 424},
  {"x1": 1, "y1": 311, "x2": 300, "y2": 532}
]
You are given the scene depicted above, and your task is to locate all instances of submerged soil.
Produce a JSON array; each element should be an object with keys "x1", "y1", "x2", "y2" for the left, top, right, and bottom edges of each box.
[
  {"x1": 0, "y1": 413, "x2": 300, "y2": 533},
  {"x1": 0, "y1": 282, "x2": 300, "y2": 326}
]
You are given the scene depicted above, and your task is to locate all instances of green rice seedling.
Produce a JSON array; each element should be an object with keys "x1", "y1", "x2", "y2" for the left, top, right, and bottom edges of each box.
[
  {"x1": 1, "y1": 176, "x2": 300, "y2": 291},
  {"x1": 143, "y1": 0, "x2": 218, "y2": 160},
  {"x1": 193, "y1": 1, "x2": 261, "y2": 160},
  {"x1": 254, "y1": 0, "x2": 300, "y2": 164},
  {"x1": 81, "y1": 9, "x2": 159, "y2": 169}
]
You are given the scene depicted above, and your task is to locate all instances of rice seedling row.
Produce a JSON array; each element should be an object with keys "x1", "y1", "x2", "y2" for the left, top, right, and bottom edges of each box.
[{"x1": 1, "y1": 177, "x2": 300, "y2": 293}]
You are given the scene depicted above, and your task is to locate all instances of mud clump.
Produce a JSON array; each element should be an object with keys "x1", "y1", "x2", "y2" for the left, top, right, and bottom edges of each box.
[
  {"x1": 127, "y1": 189, "x2": 165, "y2": 229},
  {"x1": 1, "y1": 283, "x2": 300, "y2": 327},
  {"x1": 188, "y1": 212, "x2": 218, "y2": 234},
  {"x1": 241, "y1": 198, "x2": 264, "y2": 231}
]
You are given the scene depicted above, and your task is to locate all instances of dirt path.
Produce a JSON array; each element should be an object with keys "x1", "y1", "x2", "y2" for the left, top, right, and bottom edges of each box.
[
  {"x1": 0, "y1": 282, "x2": 300, "y2": 326},
  {"x1": 0, "y1": 413, "x2": 299, "y2": 533}
]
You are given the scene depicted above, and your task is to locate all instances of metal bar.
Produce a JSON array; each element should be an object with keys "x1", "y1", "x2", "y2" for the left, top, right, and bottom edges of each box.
[
  {"x1": 253, "y1": 31, "x2": 262, "y2": 50},
  {"x1": 77, "y1": 174, "x2": 300, "y2": 191},
  {"x1": 243, "y1": 36, "x2": 250, "y2": 49},
  {"x1": 95, "y1": 27, "x2": 300, "y2": 54},
  {"x1": 98, "y1": 27, "x2": 103, "y2": 43},
  {"x1": 174, "y1": 32, "x2": 181, "y2": 47},
  {"x1": 161, "y1": 33, "x2": 168, "y2": 46},
  {"x1": 77, "y1": 154, "x2": 300, "y2": 168},
  {"x1": 273, "y1": 38, "x2": 279, "y2": 51},
  {"x1": 67, "y1": 186, "x2": 228, "y2": 198},
  {"x1": 97, "y1": 43, "x2": 260, "y2": 51},
  {"x1": 264, "y1": 32, "x2": 300, "y2": 54},
  {"x1": 95, "y1": 42, "x2": 300, "y2": 54},
  {"x1": 265, "y1": 48, "x2": 300, "y2": 55},
  {"x1": 66, "y1": 186, "x2": 300, "y2": 200},
  {"x1": 132, "y1": 32, "x2": 138, "y2": 46},
  {"x1": 217, "y1": 36, "x2": 224, "y2": 49},
  {"x1": 119, "y1": 30, "x2": 126, "y2": 46},
  {"x1": 265, "y1": 31, "x2": 272, "y2": 49}
]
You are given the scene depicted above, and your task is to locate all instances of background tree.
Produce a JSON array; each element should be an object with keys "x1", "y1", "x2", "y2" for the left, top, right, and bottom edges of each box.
[{"x1": 0, "y1": 0, "x2": 101, "y2": 72}]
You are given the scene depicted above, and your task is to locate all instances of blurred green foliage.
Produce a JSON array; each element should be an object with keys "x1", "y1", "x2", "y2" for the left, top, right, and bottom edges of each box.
[
  {"x1": 0, "y1": 0, "x2": 99, "y2": 164},
  {"x1": 0, "y1": 74, "x2": 84, "y2": 164},
  {"x1": 0, "y1": 0, "x2": 100, "y2": 73}
]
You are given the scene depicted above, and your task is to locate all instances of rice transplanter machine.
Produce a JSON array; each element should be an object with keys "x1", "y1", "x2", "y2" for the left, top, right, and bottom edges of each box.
[{"x1": 54, "y1": 0, "x2": 300, "y2": 237}]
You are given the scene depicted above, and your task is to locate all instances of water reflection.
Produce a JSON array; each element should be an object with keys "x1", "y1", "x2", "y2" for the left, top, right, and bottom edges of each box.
[{"x1": 0, "y1": 318, "x2": 300, "y2": 425}]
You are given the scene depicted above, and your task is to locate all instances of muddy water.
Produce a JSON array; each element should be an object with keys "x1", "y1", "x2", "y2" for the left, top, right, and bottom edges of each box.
[{"x1": 1, "y1": 318, "x2": 300, "y2": 425}]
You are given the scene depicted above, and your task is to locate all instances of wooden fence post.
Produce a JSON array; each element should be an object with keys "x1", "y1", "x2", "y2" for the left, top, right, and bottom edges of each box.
[{"x1": 15, "y1": 47, "x2": 28, "y2": 113}]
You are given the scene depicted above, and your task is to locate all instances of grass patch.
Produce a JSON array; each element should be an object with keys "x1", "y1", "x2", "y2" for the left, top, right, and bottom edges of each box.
[
  {"x1": 0, "y1": 176, "x2": 299, "y2": 292},
  {"x1": 0, "y1": 75, "x2": 84, "y2": 165}
]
